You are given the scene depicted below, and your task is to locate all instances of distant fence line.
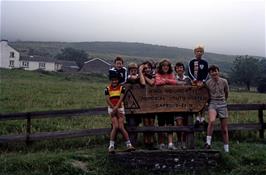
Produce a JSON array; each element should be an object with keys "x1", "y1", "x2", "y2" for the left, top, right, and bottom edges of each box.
[{"x1": 0, "y1": 104, "x2": 265, "y2": 144}]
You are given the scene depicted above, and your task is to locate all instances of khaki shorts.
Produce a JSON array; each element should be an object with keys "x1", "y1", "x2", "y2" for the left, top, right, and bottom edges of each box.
[
  {"x1": 208, "y1": 100, "x2": 228, "y2": 119},
  {"x1": 108, "y1": 107, "x2": 125, "y2": 115}
]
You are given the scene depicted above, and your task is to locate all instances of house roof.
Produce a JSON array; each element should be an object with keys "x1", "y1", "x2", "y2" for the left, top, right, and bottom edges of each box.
[
  {"x1": 20, "y1": 55, "x2": 56, "y2": 63},
  {"x1": 1, "y1": 40, "x2": 20, "y2": 53},
  {"x1": 55, "y1": 60, "x2": 79, "y2": 68},
  {"x1": 84, "y1": 58, "x2": 111, "y2": 65}
]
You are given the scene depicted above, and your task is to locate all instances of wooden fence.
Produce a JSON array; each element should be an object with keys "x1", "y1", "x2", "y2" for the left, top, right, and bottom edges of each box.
[{"x1": 0, "y1": 104, "x2": 265, "y2": 144}]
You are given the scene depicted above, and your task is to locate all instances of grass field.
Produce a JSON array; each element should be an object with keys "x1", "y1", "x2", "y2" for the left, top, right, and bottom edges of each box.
[{"x1": 0, "y1": 68, "x2": 266, "y2": 175}]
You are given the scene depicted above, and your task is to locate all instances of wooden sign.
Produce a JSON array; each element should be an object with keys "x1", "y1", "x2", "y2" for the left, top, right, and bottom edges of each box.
[{"x1": 123, "y1": 84, "x2": 209, "y2": 114}]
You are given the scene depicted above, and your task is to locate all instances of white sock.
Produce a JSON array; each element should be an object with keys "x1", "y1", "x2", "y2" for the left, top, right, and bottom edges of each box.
[
  {"x1": 206, "y1": 136, "x2": 212, "y2": 145},
  {"x1": 200, "y1": 117, "x2": 205, "y2": 122},
  {"x1": 196, "y1": 116, "x2": 200, "y2": 121},
  {"x1": 109, "y1": 140, "x2": 115, "y2": 147},
  {"x1": 168, "y1": 142, "x2": 173, "y2": 146},
  {"x1": 224, "y1": 144, "x2": 229, "y2": 152},
  {"x1": 125, "y1": 140, "x2": 131, "y2": 146}
]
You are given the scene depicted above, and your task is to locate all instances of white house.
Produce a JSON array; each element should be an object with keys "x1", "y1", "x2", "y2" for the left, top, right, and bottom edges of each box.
[
  {"x1": 20, "y1": 55, "x2": 60, "y2": 71},
  {"x1": 0, "y1": 40, "x2": 79, "y2": 72},
  {"x1": 0, "y1": 40, "x2": 20, "y2": 69}
]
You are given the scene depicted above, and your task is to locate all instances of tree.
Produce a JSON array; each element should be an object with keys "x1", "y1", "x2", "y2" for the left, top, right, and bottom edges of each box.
[
  {"x1": 55, "y1": 47, "x2": 89, "y2": 69},
  {"x1": 257, "y1": 59, "x2": 266, "y2": 93},
  {"x1": 230, "y1": 55, "x2": 260, "y2": 91}
]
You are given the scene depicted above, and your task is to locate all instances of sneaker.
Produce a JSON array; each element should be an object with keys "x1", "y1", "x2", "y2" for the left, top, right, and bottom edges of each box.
[
  {"x1": 204, "y1": 143, "x2": 211, "y2": 150},
  {"x1": 181, "y1": 143, "x2": 187, "y2": 150},
  {"x1": 176, "y1": 142, "x2": 181, "y2": 149},
  {"x1": 168, "y1": 143, "x2": 177, "y2": 150},
  {"x1": 127, "y1": 144, "x2": 136, "y2": 151},
  {"x1": 108, "y1": 146, "x2": 115, "y2": 153},
  {"x1": 194, "y1": 120, "x2": 200, "y2": 128}
]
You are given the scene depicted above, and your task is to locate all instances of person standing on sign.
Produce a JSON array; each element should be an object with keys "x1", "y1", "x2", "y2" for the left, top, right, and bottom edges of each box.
[
  {"x1": 188, "y1": 44, "x2": 209, "y2": 128},
  {"x1": 205, "y1": 65, "x2": 229, "y2": 153},
  {"x1": 105, "y1": 70, "x2": 135, "y2": 153},
  {"x1": 155, "y1": 59, "x2": 177, "y2": 150}
]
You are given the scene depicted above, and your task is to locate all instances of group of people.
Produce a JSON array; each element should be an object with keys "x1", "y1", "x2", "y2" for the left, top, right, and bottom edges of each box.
[{"x1": 104, "y1": 45, "x2": 230, "y2": 153}]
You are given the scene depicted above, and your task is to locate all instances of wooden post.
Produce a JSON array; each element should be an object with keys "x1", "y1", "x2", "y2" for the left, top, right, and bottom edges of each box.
[
  {"x1": 258, "y1": 109, "x2": 264, "y2": 139},
  {"x1": 126, "y1": 114, "x2": 139, "y2": 146},
  {"x1": 186, "y1": 113, "x2": 194, "y2": 149},
  {"x1": 26, "y1": 113, "x2": 32, "y2": 145}
]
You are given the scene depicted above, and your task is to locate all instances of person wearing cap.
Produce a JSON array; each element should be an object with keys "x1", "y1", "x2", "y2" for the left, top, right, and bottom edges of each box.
[
  {"x1": 126, "y1": 62, "x2": 139, "y2": 84},
  {"x1": 155, "y1": 59, "x2": 177, "y2": 150},
  {"x1": 105, "y1": 70, "x2": 135, "y2": 153},
  {"x1": 125, "y1": 62, "x2": 141, "y2": 146},
  {"x1": 188, "y1": 44, "x2": 209, "y2": 128}
]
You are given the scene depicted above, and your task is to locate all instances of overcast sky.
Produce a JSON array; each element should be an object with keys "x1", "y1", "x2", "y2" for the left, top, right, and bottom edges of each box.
[{"x1": 1, "y1": 0, "x2": 265, "y2": 57}]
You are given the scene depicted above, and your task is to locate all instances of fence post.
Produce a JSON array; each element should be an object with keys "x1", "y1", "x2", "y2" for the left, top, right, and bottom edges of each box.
[
  {"x1": 186, "y1": 113, "x2": 195, "y2": 149},
  {"x1": 26, "y1": 113, "x2": 32, "y2": 145},
  {"x1": 126, "y1": 115, "x2": 138, "y2": 146},
  {"x1": 258, "y1": 109, "x2": 264, "y2": 139}
]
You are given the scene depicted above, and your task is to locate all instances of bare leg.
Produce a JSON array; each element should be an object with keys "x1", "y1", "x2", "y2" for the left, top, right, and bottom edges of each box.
[
  {"x1": 168, "y1": 132, "x2": 173, "y2": 144},
  {"x1": 118, "y1": 113, "x2": 129, "y2": 141},
  {"x1": 207, "y1": 109, "x2": 217, "y2": 137},
  {"x1": 143, "y1": 118, "x2": 149, "y2": 144},
  {"x1": 176, "y1": 118, "x2": 183, "y2": 142},
  {"x1": 110, "y1": 115, "x2": 119, "y2": 141},
  {"x1": 149, "y1": 118, "x2": 155, "y2": 144},
  {"x1": 220, "y1": 118, "x2": 229, "y2": 145}
]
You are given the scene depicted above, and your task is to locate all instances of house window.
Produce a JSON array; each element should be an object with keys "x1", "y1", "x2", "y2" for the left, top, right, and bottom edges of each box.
[
  {"x1": 39, "y1": 62, "x2": 46, "y2": 69},
  {"x1": 9, "y1": 60, "x2": 14, "y2": 67},
  {"x1": 22, "y1": 61, "x2": 29, "y2": 68},
  {"x1": 10, "y1": 52, "x2": 15, "y2": 58}
]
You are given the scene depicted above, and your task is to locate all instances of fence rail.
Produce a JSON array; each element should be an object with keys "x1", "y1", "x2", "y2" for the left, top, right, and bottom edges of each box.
[{"x1": 0, "y1": 104, "x2": 265, "y2": 144}]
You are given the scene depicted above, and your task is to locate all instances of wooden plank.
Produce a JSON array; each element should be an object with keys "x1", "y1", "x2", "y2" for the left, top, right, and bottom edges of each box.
[
  {"x1": 128, "y1": 124, "x2": 262, "y2": 132},
  {"x1": 227, "y1": 104, "x2": 266, "y2": 111},
  {"x1": 0, "y1": 128, "x2": 110, "y2": 143},
  {"x1": 0, "y1": 124, "x2": 262, "y2": 143},
  {"x1": 0, "y1": 104, "x2": 265, "y2": 121},
  {"x1": 124, "y1": 84, "x2": 209, "y2": 114},
  {"x1": 0, "y1": 107, "x2": 107, "y2": 121},
  {"x1": 29, "y1": 128, "x2": 110, "y2": 141}
]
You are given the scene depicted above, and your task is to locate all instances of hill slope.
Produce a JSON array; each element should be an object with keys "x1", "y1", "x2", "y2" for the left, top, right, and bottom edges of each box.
[{"x1": 10, "y1": 41, "x2": 241, "y2": 73}]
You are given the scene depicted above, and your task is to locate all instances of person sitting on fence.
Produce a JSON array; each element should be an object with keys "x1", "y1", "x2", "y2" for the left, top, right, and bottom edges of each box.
[
  {"x1": 205, "y1": 65, "x2": 229, "y2": 152},
  {"x1": 125, "y1": 62, "x2": 142, "y2": 146},
  {"x1": 188, "y1": 44, "x2": 209, "y2": 127},
  {"x1": 105, "y1": 70, "x2": 135, "y2": 153},
  {"x1": 174, "y1": 62, "x2": 191, "y2": 149},
  {"x1": 139, "y1": 61, "x2": 156, "y2": 149},
  {"x1": 155, "y1": 59, "x2": 177, "y2": 150},
  {"x1": 109, "y1": 56, "x2": 127, "y2": 84}
]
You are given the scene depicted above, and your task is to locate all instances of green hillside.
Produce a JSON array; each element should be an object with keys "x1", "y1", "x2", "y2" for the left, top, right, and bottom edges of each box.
[{"x1": 10, "y1": 41, "x2": 237, "y2": 73}]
